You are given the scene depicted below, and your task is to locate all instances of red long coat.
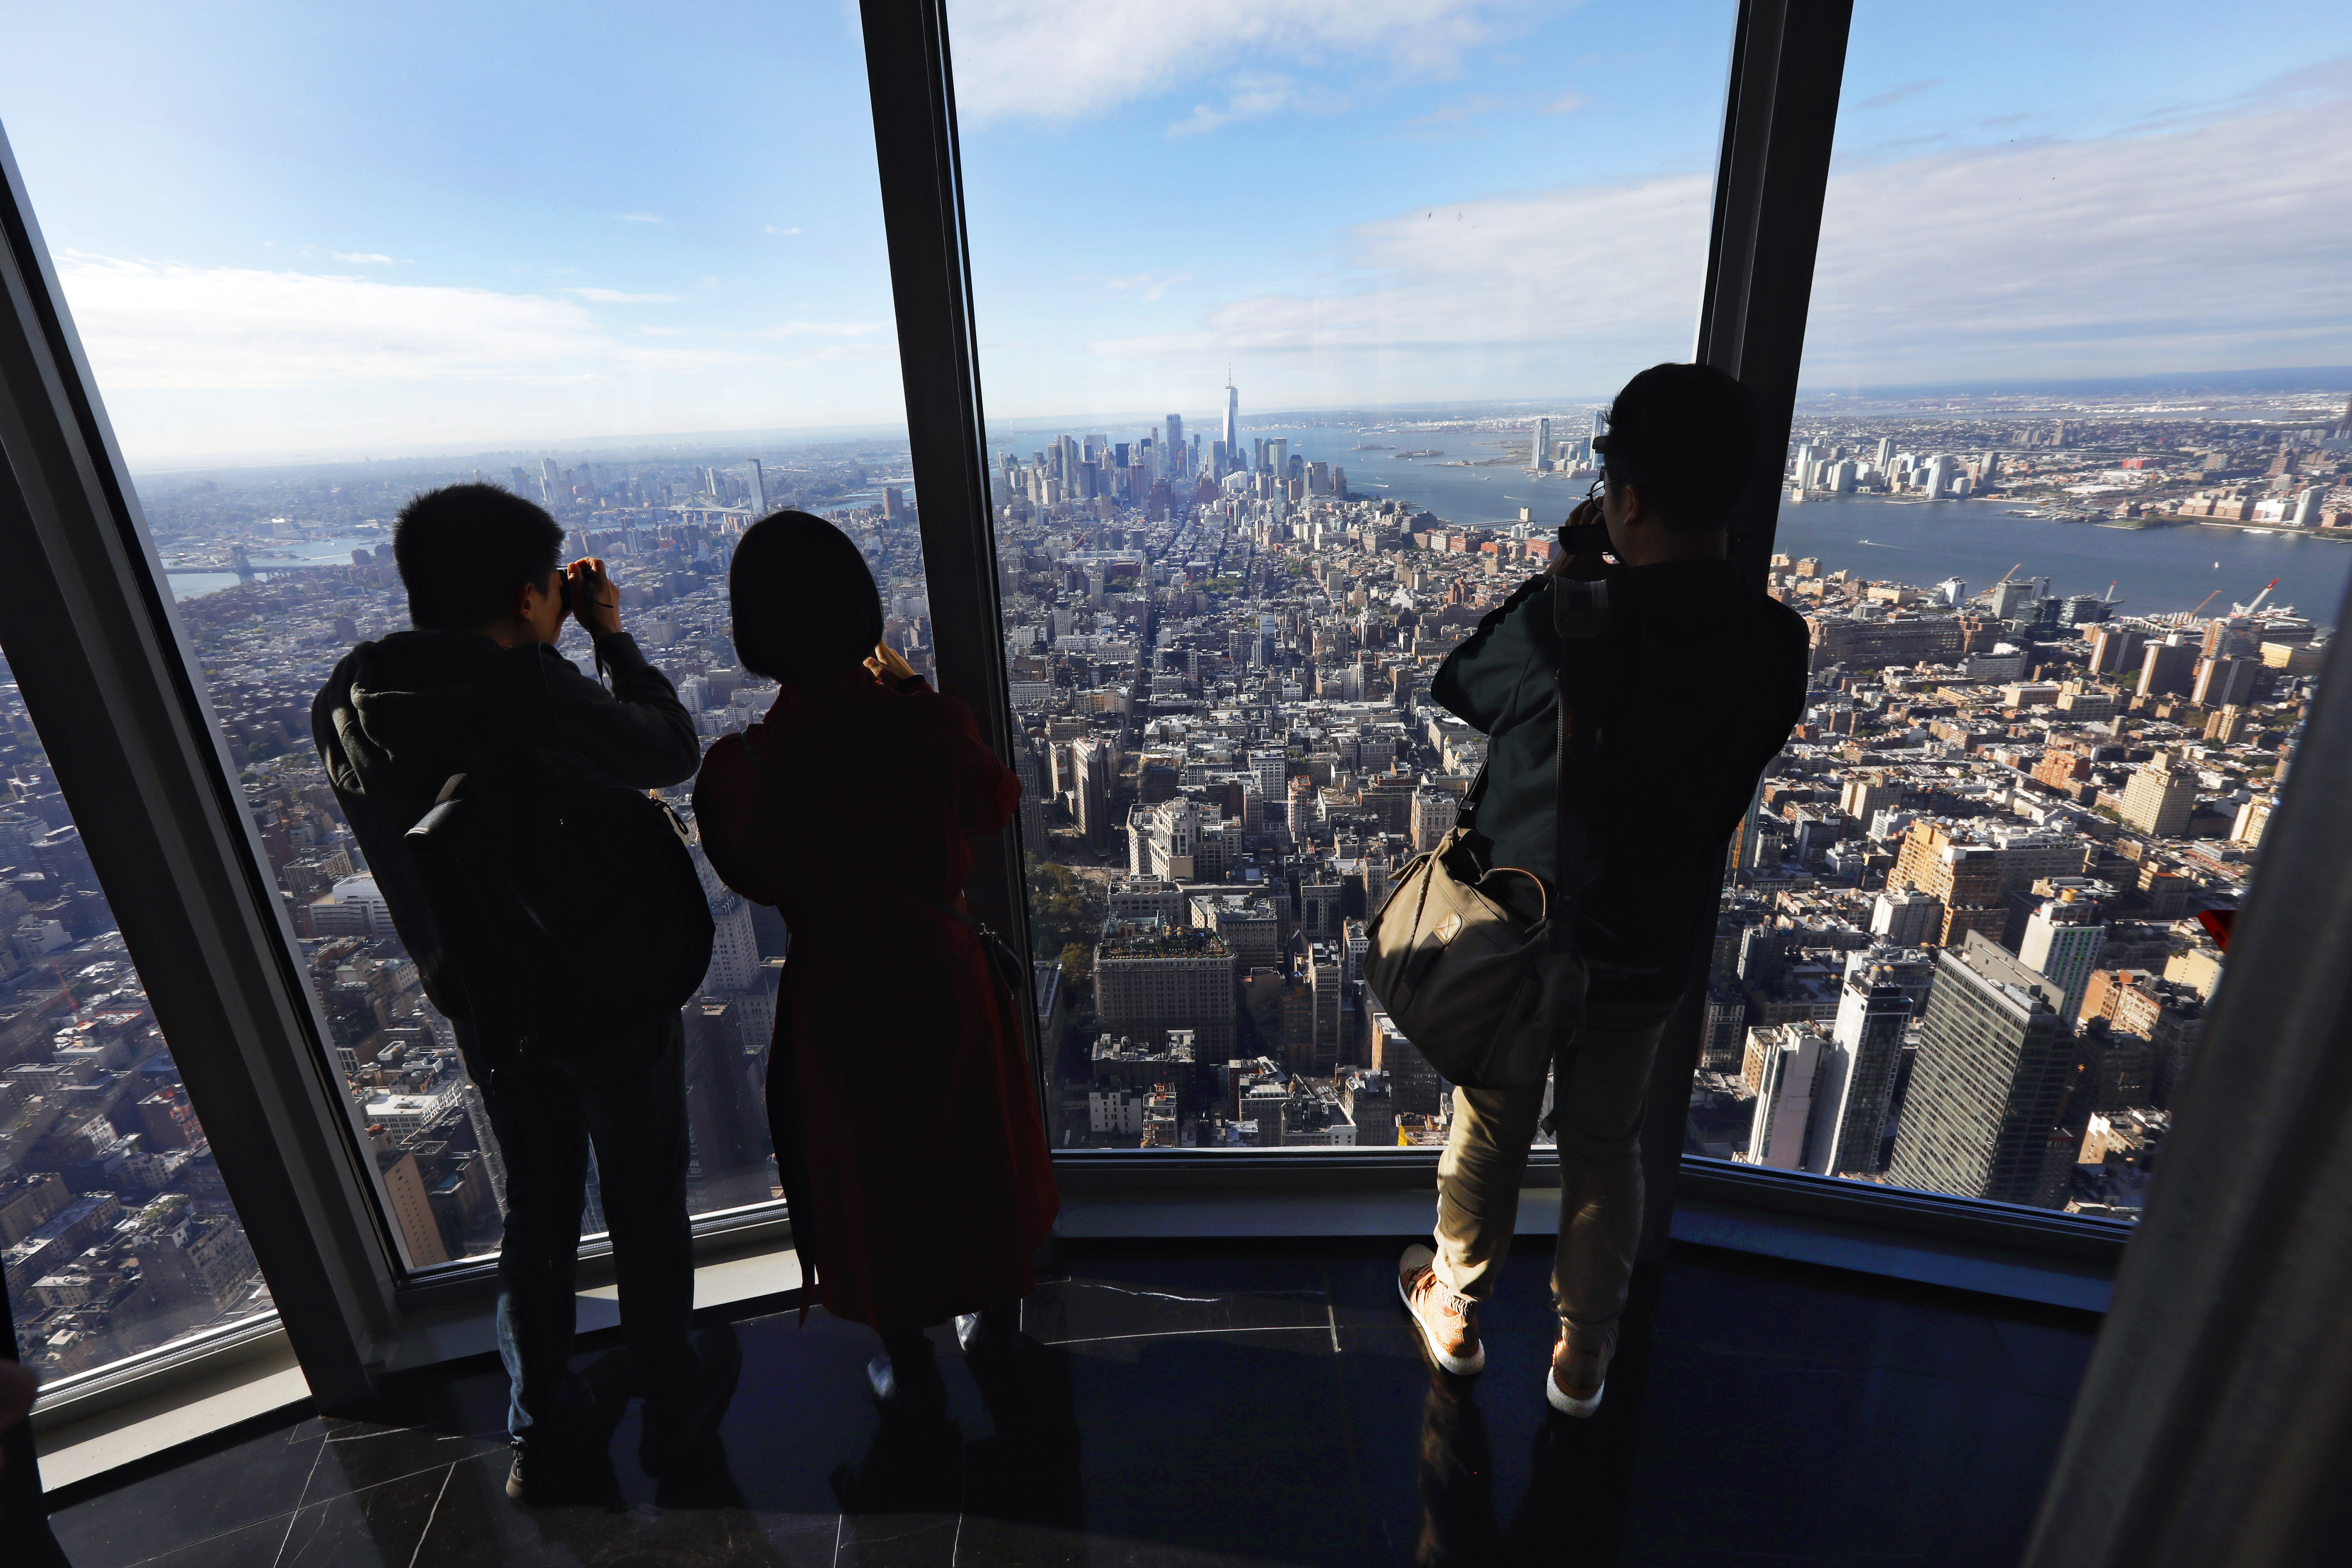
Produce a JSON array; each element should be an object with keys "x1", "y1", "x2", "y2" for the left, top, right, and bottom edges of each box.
[{"x1": 693, "y1": 672, "x2": 1058, "y2": 1331}]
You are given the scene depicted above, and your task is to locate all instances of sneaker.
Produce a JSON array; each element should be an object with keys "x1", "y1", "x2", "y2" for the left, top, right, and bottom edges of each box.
[
  {"x1": 503, "y1": 1441, "x2": 538, "y2": 1503},
  {"x1": 1397, "y1": 1244, "x2": 1484, "y2": 1376},
  {"x1": 639, "y1": 1322, "x2": 743, "y2": 1477},
  {"x1": 503, "y1": 1432, "x2": 619, "y2": 1507},
  {"x1": 1546, "y1": 1319, "x2": 1615, "y2": 1418}
]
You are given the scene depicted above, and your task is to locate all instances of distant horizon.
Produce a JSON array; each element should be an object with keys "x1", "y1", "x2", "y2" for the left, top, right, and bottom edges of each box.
[{"x1": 123, "y1": 362, "x2": 2352, "y2": 478}]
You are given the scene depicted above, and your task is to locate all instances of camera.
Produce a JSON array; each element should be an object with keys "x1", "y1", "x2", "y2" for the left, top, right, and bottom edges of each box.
[{"x1": 1557, "y1": 520, "x2": 1613, "y2": 556}]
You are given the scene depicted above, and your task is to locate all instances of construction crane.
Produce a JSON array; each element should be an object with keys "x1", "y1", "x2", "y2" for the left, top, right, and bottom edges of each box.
[
  {"x1": 1970, "y1": 563, "x2": 2027, "y2": 607},
  {"x1": 2233, "y1": 578, "x2": 2281, "y2": 618},
  {"x1": 2183, "y1": 588, "x2": 2222, "y2": 624}
]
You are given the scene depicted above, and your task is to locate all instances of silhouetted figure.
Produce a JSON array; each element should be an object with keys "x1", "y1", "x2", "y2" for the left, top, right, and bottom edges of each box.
[
  {"x1": 695, "y1": 511, "x2": 1058, "y2": 1408},
  {"x1": 1399, "y1": 366, "x2": 1808, "y2": 1415},
  {"x1": 313, "y1": 484, "x2": 737, "y2": 1501}
]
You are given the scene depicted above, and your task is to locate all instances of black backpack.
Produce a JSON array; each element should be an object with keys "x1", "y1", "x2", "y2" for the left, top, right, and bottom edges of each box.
[{"x1": 402, "y1": 765, "x2": 715, "y2": 1048}]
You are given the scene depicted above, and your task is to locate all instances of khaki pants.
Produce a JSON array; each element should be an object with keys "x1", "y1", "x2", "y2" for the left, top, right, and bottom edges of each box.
[{"x1": 1431, "y1": 996, "x2": 1681, "y2": 1327}]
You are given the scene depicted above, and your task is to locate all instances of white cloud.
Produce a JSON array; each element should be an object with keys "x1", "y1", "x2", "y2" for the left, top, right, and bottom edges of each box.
[
  {"x1": 1102, "y1": 272, "x2": 1194, "y2": 301},
  {"x1": 55, "y1": 255, "x2": 621, "y2": 388},
  {"x1": 1407, "y1": 93, "x2": 1514, "y2": 129},
  {"x1": 1068, "y1": 63, "x2": 2352, "y2": 407},
  {"x1": 952, "y1": 0, "x2": 1512, "y2": 125},
  {"x1": 765, "y1": 224, "x2": 804, "y2": 235},
  {"x1": 566, "y1": 287, "x2": 684, "y2": 303},
  {"x1": 617, "y1": 212, "x2": 666, "y2": 224},
  {"x1": 330, "y1": 251, "x2": 399, "y2": 265},
  {"x1": 1800, "y1": 77, "x2": 2352, "y2": 384},
  {"x1": 1167, "y1": 73, "x2": 1343, "y2": 138},
  {"x1": 753, "y1": 320, "x2": 882, "y2": 339},
  {"x1": 1541, "y1": 91, "x2": 1586, "y2": 115},
  {"x1": 1855, "y1": 79, "x2": 1938, "y2": 111}
]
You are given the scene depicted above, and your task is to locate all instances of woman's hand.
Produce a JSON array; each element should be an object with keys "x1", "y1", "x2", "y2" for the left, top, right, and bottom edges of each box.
[{"x1": 865, "y1": 640, "x2": 918, "y2": 684}]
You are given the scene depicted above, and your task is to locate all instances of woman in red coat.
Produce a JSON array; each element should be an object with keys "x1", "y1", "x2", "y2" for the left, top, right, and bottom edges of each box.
[{"x1": 693, "y1": 512, "x2": 1058, "y2": 1406}]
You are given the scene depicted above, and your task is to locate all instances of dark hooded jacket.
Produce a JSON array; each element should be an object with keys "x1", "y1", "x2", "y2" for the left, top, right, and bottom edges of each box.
[
  {"x1": 310, "y1": 630, "x2": 699, "y2": 1022},
  {"x1": 1432, "y1": 559, "x2": 1809, "y2": 1002}
]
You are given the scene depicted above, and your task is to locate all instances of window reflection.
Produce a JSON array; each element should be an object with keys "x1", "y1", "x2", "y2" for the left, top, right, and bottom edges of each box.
[
  {"x1": 1684, "y1": 0, "x2": 2352, "y2": 1218},
  {"x1": 947, "y1": 0, "x2": 1737, "y2": 1149},
  {"x1": 7, "y1": 0, "x2": 920, "y2": 1261},
  {"x1": 0, "y1": 658, "x2": 270, "y2": 1382}
]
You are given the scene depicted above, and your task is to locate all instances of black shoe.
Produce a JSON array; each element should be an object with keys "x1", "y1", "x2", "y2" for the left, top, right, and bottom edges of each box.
[
  {"x1": 504, "y1": 1431, "x2": 620, "y2": 1507},
  {"x1": 639, "y1": 1322, "x2": 743, "y2": 1479},
  {"x1": 867, "y1": 1330, "x2": 948, "y2": 1416}
]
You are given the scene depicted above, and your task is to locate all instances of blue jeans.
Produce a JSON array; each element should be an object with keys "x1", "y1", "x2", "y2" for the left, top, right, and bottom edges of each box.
[{"x1": 458, "y1": 1012, "x2": 698, "y2": 1441}]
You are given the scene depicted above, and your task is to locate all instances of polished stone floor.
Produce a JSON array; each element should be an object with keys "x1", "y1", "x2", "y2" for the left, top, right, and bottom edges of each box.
[{"x1": 46, "y1": 1238, "x2": 2098, "y2": 1566}]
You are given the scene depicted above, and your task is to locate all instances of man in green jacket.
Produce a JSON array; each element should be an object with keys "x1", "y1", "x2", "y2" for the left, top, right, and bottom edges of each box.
[{"x1": 1397, "y1": 364, "x2": 1809, "y2": 1414}]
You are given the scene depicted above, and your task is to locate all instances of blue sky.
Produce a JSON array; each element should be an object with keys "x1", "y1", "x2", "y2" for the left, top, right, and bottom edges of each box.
[{"x1": 1, "y1": 0, "x2": 2346, "y2": 461}]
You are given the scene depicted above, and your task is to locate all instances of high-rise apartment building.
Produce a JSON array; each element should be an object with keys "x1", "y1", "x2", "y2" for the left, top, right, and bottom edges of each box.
[
  {"x1": 1869, "y1": 886, "x2": 1942, "y2": 946},
  {"x1": 2089, "y1": 625, "x2": 2144, "y2": 677},
  {"x1": 1822, "y1": 966, "x2": 1914, "y2": 1175},
  {"x1": 2136, "y1": 636, "x2": 2196, "y2": 698},
  {"x1": 1096, "y1": 928, "x2": 1236, "y2": 1055},
  {"x1": 2016, "y1": 887, "x2": 2106, "y2": 1019},
  {"x1": 2190, "y1": 655, "x2": 2260, "y2": 708},
  {"x1": 1530, "y1": 416, "x2": 1552, "y2": 471},
  {"x1": 1127, "y1": 795, "x2": 1241, "y2": 882},
  {"x1": 1409, "y1": 789, "x2": 1459, "y2": 852},
  {"x1": 1745, "y1": 1020, "x2": 1835, "y2": 1170},
  {"x1": 2118, "y1": 753, "x2": 2196, "y2": 838},
  {"x1": 1071, "y1": 736, "x2": 1116, "y2": 852},
  {"x1": 1887, "y1": 933, "x2": 2077, "y2": 1207},
  {"x1": 1165, "y1": 414, "x2": 1184, "y2": 477},
  {"x1": 1305, "y1": 942, "x2": 1342, "y2": 1075}
]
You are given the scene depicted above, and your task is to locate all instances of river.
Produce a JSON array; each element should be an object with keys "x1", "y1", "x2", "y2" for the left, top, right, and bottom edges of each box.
[
  {"x1": 162, "y1": 533, "x2": 387, "y2": 600},
  {"x1": 1256, "y1": 425, "x2": 2349, "y2": 624}
]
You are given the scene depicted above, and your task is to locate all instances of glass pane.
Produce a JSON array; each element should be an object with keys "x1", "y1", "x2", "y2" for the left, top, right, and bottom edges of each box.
[
  {"x1": 1686, "y1": 0, "x2": 2352, "y2": 1218},
  {"x1": 947, "y1": 0, "x2": 1738, "y2": 1148},
  {"x1": 0, "y1": 653, "x2": 272, "y2": 1383},
  {"x1": 2, "y1": 0, "x2": 921, "y2": 1261}
]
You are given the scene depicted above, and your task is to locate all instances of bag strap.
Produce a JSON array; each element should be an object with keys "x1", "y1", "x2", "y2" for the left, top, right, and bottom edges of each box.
[{"x1": 1550, "y1": 577, "x2": 1610, "y2": 951}]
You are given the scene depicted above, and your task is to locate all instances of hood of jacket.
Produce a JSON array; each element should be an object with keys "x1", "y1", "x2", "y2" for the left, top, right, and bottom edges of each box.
[{"x1": 315, "y1": 630, "x2": 545, "y2": 808}]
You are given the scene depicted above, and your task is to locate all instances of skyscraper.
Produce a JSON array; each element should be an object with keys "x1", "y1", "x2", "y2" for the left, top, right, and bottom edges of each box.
[
  {"x1": 1822, "y1": 966, "x2": 1915, "y2": 1175},
  {"x1": 1746, "y1": 1021, "x2": 1834, "y2": 1170},
  {"x1": 538, "y1": 457, "x2": 561, "y2": 508},
  {"x1": 1887, "y1": 933, "x2": 2077, "y2": 1207},
  {"x1": 746, "y1": 458, "x2": 767, "y2": 518},
  {"x1": 1223, "y1": 372, "x2": 1238, "y2": 467},
  {"x1": 1165, "y1": 414, "x2": 1185, "y2": 478},
  {"x1": 2118, "y1": 752, "x2": 2196, "y2": 837},
  {"x1": 1530, "y1": 416, "x2": 1552, "y2": 471},
  {"x1": 2016, "y1": 885, "x2": 2106, "y2": 1020}
]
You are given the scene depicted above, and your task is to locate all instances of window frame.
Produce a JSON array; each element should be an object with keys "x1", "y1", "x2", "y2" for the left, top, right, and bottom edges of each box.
[{"x1": 0, "y1": 0, "x2": 2178, "y2": 1431}]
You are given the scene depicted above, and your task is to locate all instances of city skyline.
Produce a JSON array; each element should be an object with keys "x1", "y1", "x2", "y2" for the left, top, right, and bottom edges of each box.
[{"x1": 2, "y1": 2, "x2": 2348, "y2": 459}]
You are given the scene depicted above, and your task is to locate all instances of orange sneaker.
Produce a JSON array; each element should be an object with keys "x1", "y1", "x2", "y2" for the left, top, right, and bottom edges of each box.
[
  {"x1": 1397, "y1": 1244, "x2": 1485, "y2": 1375},
  {"x1": 1547, "y1": 1319, "x2": 1615, "y2": 1417}
]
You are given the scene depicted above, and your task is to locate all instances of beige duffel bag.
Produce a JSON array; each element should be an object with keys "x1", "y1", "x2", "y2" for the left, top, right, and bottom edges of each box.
[
  {"x1": 1365, "y1": 576, "x2": 1605, "y2": 1089},
  {"x1": 1363, "y1": 830, "x2": 1582, "y2": 1088}
]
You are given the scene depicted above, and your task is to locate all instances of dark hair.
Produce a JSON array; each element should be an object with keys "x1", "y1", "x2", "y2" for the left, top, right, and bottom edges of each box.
[
  {"x1": 394, "y1": 483, "x2": 565, "y2": 631},
  {"x1": 1597, "y1": 363, "x2": 1760, "y2": 533},
  {"x1": 730, "y1": 510, "x2": 884, "y2": 684}
]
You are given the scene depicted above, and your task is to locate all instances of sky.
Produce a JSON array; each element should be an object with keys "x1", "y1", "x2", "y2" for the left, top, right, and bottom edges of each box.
[{"x1": 0, "y1": 0, "x2": 2347, "y2": 463}]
